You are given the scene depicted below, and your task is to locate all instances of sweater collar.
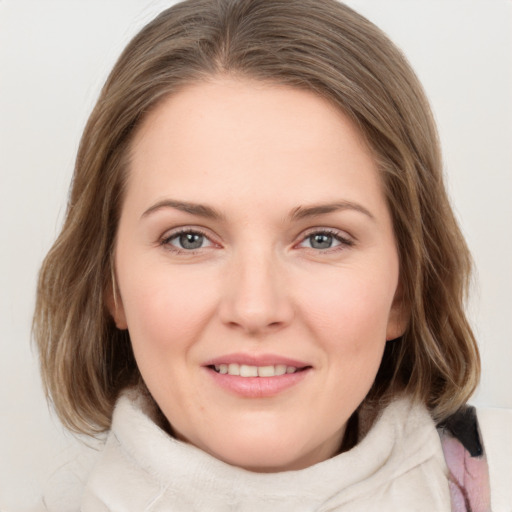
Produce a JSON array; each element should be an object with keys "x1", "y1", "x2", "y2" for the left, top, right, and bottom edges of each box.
[{"x1": 83, "y1": 389, "x2": 451, "y2": 511}]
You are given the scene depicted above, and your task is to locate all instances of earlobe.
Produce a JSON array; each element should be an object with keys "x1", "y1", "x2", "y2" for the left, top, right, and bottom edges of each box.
[
  {"x1": 386, "y1": 281, "x2": 410, "y2": 341},
  {"x1": 386, "y1": 314, "x2": 407, "y2": 341},
  {"x1": 105, "y1": 275, "x2": 128, "y2": 330}
]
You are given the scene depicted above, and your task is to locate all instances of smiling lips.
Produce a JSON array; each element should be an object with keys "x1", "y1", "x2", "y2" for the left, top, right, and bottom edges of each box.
[
  {"x1": 213, "y1": 363, "x2": 300, "y2": 377},
  {"x1": 204, "y1": 355, "x2": 311, "y2": 397}
]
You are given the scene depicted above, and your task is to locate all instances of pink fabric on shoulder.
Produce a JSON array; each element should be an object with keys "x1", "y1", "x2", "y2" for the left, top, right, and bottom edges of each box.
[{"x1": 438, "y1": 406, "x2": 491, "y2": 512}]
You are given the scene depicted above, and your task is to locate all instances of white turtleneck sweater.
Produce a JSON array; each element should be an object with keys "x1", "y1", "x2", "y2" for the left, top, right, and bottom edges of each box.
[{"x1": 73, "y1": 390, "x2": 451, "y2": 511}]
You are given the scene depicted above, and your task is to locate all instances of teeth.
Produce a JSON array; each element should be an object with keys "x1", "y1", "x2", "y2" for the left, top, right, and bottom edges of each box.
[
  {"x1": 258, "y1": 365, "x2": 277, "y2": 377},
  {"x1": 213, "y1": 363, "x2": 299, "y2": 377},
  {"x1": 228, "y1": 363, "x2": 240, "y2": 376},
  {"x1": 240, "y1": 364, "x2": 258, "y2": 377},
  {"x1": 275, "y1": 365, "x2": 287, "y2": 376}
]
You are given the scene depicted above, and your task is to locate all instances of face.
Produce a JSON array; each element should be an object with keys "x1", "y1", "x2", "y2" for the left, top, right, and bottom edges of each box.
[{"x1": 111, "y1": 77, "x2": 405, "y2": 472}]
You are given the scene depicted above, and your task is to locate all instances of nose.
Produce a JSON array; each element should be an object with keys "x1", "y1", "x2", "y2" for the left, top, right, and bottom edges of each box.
[{"x1": 219, "y1": 248, "x2": 294, "y2": 336}]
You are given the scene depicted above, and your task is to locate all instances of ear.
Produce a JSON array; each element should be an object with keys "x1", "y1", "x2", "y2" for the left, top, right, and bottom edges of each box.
[
  {"x1": 386, "y1": 280, "x2": 410, "y2": 341},
  {"x1": 105, "y1": 275, "x2": 128, "y2": 330}
]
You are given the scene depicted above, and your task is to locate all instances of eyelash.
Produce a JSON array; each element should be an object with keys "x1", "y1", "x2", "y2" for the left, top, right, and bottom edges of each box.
[
  {"x1": 160, "y1": 228, "x2": 215, "y2": 254},
  {"x1": 298, "y1": 228, "x2": 354, "y2": 252},
  {"x1": 160, "y1": 227, "x2": 354, "y2": 254}
]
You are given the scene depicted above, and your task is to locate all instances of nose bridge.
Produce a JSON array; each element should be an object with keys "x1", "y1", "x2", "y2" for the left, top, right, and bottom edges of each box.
[{"x1": 221, "y1": 244, "x2": 292, "y2": 333}]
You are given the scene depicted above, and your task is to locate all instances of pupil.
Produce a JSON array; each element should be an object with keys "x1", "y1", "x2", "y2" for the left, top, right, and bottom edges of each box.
[
  {"x1": 180, "y1": 233, "x2": 203, "y2": 249},
  {"x1": 310, "y1": 233, "x2": 332, "y2": 249}
]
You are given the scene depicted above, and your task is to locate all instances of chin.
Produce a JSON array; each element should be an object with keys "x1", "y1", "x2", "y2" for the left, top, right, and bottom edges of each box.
[
  {"x1": 198, "y1": 430, "x2": 335, "y2": 473},
  {"x1": 215, "y1": 446, "x2": 308, "y2": 473}
]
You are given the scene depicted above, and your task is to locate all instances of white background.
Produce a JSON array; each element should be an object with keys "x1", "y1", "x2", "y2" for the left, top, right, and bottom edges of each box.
[{"x1": 1, "y1": 0, "x2": 511, "y2": 509}]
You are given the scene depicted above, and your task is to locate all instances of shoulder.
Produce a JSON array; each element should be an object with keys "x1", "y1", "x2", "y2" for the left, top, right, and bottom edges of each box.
[
  {"x1": 38, "y1": 437, "x2": 103, "y2": 512},
  {"x1": 476, "y1": 405, "x2": 512, "y2": 512},
  {"x1": 38, "y1": 390, "x2": 145, "y2": 511},
  {"x1": 437, "y1": 404, "x2": 512, "y2": 512}
]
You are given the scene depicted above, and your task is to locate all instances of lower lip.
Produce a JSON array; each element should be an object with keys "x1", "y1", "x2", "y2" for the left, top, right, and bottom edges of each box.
[{"x1": 205, "y1": 368, "x2": 311, "y2": 398}]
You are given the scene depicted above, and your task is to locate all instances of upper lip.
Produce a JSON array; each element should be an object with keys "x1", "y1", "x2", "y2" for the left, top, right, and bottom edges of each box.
[{"x1": 203, "y1": 353, "x2": 311, "y2": 368}]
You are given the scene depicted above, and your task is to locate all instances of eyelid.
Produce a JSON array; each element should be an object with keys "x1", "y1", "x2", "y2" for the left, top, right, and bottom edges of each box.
[
  {"x1": 295, "y1": 227, "x2": 355, "y2": 250},
  {"x1": 158, "y1": 225, "x2": 354, "y2": 254},
  {"x1": 159, "y1": 226, "x2": 220, "y2": 253}
]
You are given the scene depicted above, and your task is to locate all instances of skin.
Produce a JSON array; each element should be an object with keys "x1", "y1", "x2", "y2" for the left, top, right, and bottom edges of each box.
[{"x1": 110, "y1": 77, "x2": 406, "y2": 472}]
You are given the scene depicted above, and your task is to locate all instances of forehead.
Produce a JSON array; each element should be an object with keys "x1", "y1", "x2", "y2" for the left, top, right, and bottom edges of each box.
[
  {"x1": 126, "y1": 77, "x2": 385, "y2": 216},
  {"x1": 133, "y1": 77, "x2": 370, "y2": 157}
]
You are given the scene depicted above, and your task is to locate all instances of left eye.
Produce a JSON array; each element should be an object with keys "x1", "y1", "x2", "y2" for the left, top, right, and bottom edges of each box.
[
  {"x1": 299, "y1": 231, "x2": 348, "y2": 250},
  {"x1": 165, "y1": 231, "x2": 213, "y2": 250}
]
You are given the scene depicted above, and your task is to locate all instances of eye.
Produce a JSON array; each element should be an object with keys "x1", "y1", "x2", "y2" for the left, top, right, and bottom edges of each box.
[
  {"x1": 162, "y1": 230, "x2": 214, "y2": 251},
  {"x1": 298, "y1": 230, "x2": 353, "y2": 251}
]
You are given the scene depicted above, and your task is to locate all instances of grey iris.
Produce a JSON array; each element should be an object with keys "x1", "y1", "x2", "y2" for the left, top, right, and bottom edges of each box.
[
  {"x1": 310, "y1": 233, "x2": 333, "y2": 249},
  {"x1": 180, "y1": 233, "x2": 204, "y2": 250}
]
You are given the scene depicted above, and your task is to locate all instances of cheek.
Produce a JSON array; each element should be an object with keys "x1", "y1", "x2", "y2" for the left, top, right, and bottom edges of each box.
[
  {"x1": 118, "y1": 264, "x2": 218, "y2": 357},
  {"x1": 296, "y1": 266, "x2": 397, "y2": 396},
  {"x1": 300, "y1": 271, "x2": 397, "y2": 342}
]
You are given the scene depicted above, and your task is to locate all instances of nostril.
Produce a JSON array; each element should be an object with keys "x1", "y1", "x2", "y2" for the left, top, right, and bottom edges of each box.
[{"x1": 218, "y1": 280, "x2": 294, "y2": 334}]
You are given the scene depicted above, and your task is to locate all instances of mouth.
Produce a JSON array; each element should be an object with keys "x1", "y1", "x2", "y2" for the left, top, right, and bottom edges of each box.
[
  {"x1": 203, "y1": 355, "x2": 312, "y2": 397},
  {"x1": 208, "y1": 363, "x2": 309, "y2": 377}
]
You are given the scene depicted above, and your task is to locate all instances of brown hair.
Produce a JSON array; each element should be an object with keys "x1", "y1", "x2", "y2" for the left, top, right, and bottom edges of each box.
[{"x1": 34, "y1": 0, "x2": 479, "y2": 435}]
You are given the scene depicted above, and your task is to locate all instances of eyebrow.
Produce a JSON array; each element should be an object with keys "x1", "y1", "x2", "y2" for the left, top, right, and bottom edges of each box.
[
  {"x1": 141, "y1": 198, "x2": 375, "y2": 222},
  {"x1": 290, "y1": 201, "x2": 375, "y2": 221},
  {"x1": 141, "y1": 199, "x2": 225, "y2": 220}
]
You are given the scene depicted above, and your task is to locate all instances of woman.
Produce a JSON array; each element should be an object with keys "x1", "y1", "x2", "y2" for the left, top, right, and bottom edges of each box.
[{"x1": 32, "y1": 0, "x2": 495, "y2": 510}]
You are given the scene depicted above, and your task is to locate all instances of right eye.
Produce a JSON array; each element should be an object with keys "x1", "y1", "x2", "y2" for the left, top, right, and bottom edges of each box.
[{"x1": 162, "y1": 230, "x2": 214, "y2": 252}]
